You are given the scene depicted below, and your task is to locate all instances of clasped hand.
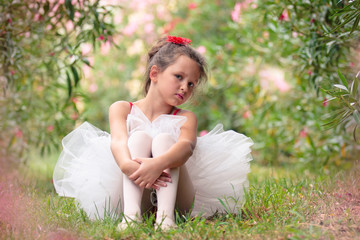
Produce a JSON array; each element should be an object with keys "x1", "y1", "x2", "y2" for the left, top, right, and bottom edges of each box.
[{"x1": 129, "y1": 157, "x2": 171, "y2": 190}]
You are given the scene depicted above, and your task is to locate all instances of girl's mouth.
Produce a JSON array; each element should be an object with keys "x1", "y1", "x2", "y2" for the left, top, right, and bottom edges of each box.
[{"x1": 176, "y1": 94, "x2": 184, "y2": 100}]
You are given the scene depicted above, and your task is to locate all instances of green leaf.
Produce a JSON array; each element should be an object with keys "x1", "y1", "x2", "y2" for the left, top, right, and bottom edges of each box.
[
  {"x1": 65, "y1": 0, "x2": 75, "y2": 20},
  {"x1": 71, "y1": 66, "x2": 80, "y2": 87},
  {"x1": 350, "y1": 76, "x2": 359, "y2": 97},
  {"x1": 334, "y1": 84, "x2": 349, "y2": 92},
  {"x1": 337, "y1": 69, "x2": 349, "y2": 89},
  {"x1": 350, "y1": 13, "x2": 360, "y2": 34},
  {"x1": 354, "y1": 110, "x2": 360, "y2": 126},
  {"x1": 66, "y1": 71, "x2": 72, "y2": 97}
]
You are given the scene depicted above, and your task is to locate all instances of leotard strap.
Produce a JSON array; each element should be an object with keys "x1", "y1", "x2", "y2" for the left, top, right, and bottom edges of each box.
[
  {"x1": 173, "y1": 108, "x2": 180, "y2": 115},
  {"x1": 129, "y1": 102, "x2": 133, "y2": 110}
]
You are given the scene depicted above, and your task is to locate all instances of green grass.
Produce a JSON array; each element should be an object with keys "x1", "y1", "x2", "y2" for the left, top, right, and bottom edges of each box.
[{"x1": 2, "y1": 152, "x2": 359, "y2": 239}]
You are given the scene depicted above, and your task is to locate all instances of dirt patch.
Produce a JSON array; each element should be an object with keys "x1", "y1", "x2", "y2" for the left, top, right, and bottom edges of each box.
[
  {"x1": 310, "y1": 164, "x2": 360, "y2": 239},
  {"x1": 0, "y1": 157, "x2": 79, "y2": 239}
]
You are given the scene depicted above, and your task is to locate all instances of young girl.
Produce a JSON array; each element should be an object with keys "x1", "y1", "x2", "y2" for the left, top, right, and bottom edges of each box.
[{"x1": 53, "y1": 36, "x2": 253, "y2": 230}]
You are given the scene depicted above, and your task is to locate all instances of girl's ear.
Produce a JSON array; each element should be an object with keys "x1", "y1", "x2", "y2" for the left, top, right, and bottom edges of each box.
[{"x1": 150, "y1": 65, "x2": 160, "y2": 82}]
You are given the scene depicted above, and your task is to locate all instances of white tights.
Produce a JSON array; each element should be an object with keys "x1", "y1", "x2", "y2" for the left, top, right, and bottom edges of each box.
[{"x1": 122, "y1": 131, "x2": 195, "y2": 228}]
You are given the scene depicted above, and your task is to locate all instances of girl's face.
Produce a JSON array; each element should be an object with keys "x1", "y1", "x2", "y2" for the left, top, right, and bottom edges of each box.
[{"x1": 151, "y1": 55, "x2": 201, "y2": 106}]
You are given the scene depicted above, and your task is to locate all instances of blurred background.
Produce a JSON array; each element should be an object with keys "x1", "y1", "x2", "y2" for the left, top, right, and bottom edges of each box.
[{"x1": 1, "y1": 0, "x2": 359, "y2": 168}]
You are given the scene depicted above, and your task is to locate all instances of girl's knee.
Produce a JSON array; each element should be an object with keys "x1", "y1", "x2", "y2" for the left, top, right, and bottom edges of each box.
[
  {"x1": 152, "y1": 133, "x2": 176, "y2": 156},
  {"x1": 128, "y1": 131, "x2": 152, "y2": 146}
]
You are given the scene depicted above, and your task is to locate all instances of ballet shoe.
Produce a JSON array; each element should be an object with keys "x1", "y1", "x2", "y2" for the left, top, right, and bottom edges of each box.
[
  {"x1": 155, "y1": 217, "x2": 177, "y2": 231},
  {"x1": 117, "y1": 216, "x2": 141, "y2": 231}
]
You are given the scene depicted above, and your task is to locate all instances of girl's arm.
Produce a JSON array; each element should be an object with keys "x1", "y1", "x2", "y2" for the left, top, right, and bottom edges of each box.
[
  {"x1": 109, "y1": 101, "x2": 172, "y2": 189},
  {"x1": 129, "y1": 110, "x2": 197, "y2": 189},
  {"x1": 109, "y1": 101, "x2": 139, "y2": 176}
]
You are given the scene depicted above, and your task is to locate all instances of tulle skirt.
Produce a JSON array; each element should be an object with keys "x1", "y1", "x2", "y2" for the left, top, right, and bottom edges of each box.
[{"x1": 53, "y1": 122, "x2": 253, "y2": 220}]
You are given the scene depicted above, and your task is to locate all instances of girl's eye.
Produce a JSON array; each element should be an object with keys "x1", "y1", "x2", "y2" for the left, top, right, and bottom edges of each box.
[
  {"x1": 188, "y1": 82, "x2": 195, "y2": 87},
  {"x1": 175, "y1": 74, "x2": 182, "y2": 80}
]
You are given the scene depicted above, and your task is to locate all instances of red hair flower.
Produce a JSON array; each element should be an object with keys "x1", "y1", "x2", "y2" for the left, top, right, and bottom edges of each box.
[{"x1": 167, "y1": 36, "x2": 191, "y2": 46}]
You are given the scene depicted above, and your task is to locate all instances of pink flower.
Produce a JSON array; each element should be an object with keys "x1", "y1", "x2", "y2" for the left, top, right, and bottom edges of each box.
[
  {"x1": 231, "y1": 3, "x2": 241, "y2": 22},
  {"x1": 299, "y1": 129, "x2": 307, "y2": 138},
  {"x1": 310, "y1": 18, "x2": 315, "y2": 23},
  {"x1": 81, "y1": 43, "x2": 92, "y2": 56},
  {"x1": 71, "y1": 112, "x2": 79, "y2": 120},
  {"x1": 123, "y1": 23, "x2": 138, "y2": 36},
  {"x1": 47, "y1": 125, "x2": 54, "y2": 132},
  {"x1": 144, "y1": 23, "x2": 154, "y2": 34},
  {"x1": 243, "y1": 110, "x2": 251, "y2": 119},
  {"x1": 71, "y1": 97, "x2": 79, "y2": 104},
  {"x1": 349, "y1": 62, "x2": 355, "y2": 68},
  {"x1": 100, "y1": 41, "x2": 111, "y2": 55},
  {"x1": 196, "y1": 46, "x2": 206, "y2": 55},
  {"x1": 15, "y1": 128, "x2": 23, "y2": 138},
  {"x1": 98, "y1": 34, "x2": 105, "y2": 41},
  {"x1": 88, "y1": 83, "x2": 98, "y2": 93},
  {"x1": 322, "y1": 98, "x2": 328, "y2": 107},
  {"x1": 279, "y1": 9, "x2": 289, "y2": 21},
  {"x1": 199, "y1": 130, "x2": 209, "y2": 137},
  {"x1": 8, "y1": 18, "x2": 12, "y2": 23},
  {"x1": 308, "y1": 70, "x2": 312, "y2": 75},
  {"x1": 10, "y1": 70, "x2": 15, "y2": 75},
  {"x1": 188, "y1": 3, "x2": 197, "y2": 9}
]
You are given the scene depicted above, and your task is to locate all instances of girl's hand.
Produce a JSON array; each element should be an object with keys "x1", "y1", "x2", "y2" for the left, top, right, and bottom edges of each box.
[{"x1": 129, "y1": 157, "x2": 168, "y2": 189}]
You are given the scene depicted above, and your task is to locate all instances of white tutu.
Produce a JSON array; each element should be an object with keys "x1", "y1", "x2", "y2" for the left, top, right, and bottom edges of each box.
[{"x1": 53, "y1": 104, "x2": 253, "y2": 220}]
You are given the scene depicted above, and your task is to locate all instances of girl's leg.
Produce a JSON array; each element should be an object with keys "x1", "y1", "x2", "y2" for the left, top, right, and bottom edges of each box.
[
  {"x1": 152, "y1": 133, "x2": 179, "y2": 229},
  {"x1": 121, "y1": 131, "x2": 152, "y2": 226}
]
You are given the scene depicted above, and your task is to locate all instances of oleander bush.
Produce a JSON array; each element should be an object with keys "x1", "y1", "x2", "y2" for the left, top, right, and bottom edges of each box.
[{"x1": 1, "y1": 0, "x2": 359, "y2": 165}]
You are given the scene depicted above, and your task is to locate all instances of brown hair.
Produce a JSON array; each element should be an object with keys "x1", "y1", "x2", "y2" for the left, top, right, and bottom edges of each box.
[{"x1": 144, "y1": 37, "x2": 207, "y2": 94}]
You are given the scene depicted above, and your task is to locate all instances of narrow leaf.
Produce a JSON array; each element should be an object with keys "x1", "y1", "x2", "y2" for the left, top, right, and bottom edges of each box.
[
  {"x1": 350, "y1": 77, "x2": 359, "y2": 97},
  {"x1": 66, "y1": 71, "x2": 72, "y2": 97},
  {"x1": 334, "y1": 84, "x2": 349, "y2": 92},
  {"x1": 353, "y1": 110, "x2": 360, "y2": 126},
  {"x1": 71, "y1": 66, "x2": 80, "y2": 87},
  {"x1": 337, "y1": 69, "x2": 349, "y2": 88},
  {"x1": 350, "y1": 14, "x2": 360, "y2": 34}
]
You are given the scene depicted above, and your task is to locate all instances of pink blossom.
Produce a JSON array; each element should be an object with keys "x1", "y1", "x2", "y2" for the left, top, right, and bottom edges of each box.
[
  {"x1": 349, "y1": 62, "x2": 355, "y2": 68},
  {"x1": 88, "y1": 83, "x2": 98, "y2": 93},
  {"x1": 322, "y1": 98, "x2": 328, "y2": 107},
  {"x1": 114, "y1": 14, "x2": 123, "y2": 24},
  {"x1": 310, "y1": 18, "x2": 315, "y2": 23},
  {"x1": 10, "y1": 70, "x2": 15, "y2": 75},
  {"x1": 100, "y1": 41, "x2": 111, "y2": 55},
  {"x1": 308, "y1": 70, "x2": 312, "y2": 75},
  {"x1": 34, "y1": 13, "x2": 43, "y2": 21},
  {"x1": 71, "y1": 112, "x2": 79, "y2": 120},
  {"x1": 299, "y1": 129, "x2": 307, "y2": 138},
  {"x1": 199, "y1": 130, "x2": 209, "y2": 137},
  {"x1": 98, "y1": 34, "x2": 105, "y2": 41},
  {"x1": 243, "y1": 110, "x2": 251, "y2": 119},
  {"x1": 74, "y1": 11, "x2": 81, "y2": 18},
  {"x1": 144, "y1": 23, "x2": 154, "y2": 34},
  {"x1": 292, "y1": 31, "x2": 298, "y2": 38},
  {"x1": 15, "y1": 128, "x2": 23, "y2": 138},
  {"x1": 196, "y1": 46, "x2": 206, "y2": 55},
  {"x1": 8, "y1": 18, "x2": 12, "y2": 24},
  {"x1": 47, "y1": 125, "x2": 54, "y2": 132},
  {"x1": 65, "y1": 20, "x2": 74, "y2": 32},
  {"x1": 188, "y1": 3, "x2": 197, "y2": 9},
  {"x1": 259, "y1": 67, "x2": 291, "y2": 92},
  {"x1": 279, "y1": 9, "x2": 289, "y2": 21},
  {"x1": 81, "y1": 43, "x2": 92, "y2": 56},
  {"x1": 71, "y1": 97, "x2": 79, "y2": 104},
  {"x1": 123, "y1": 23, "x2": 138, "y2": 36},
  {"x1": 231, "y1": 3, "x2": 241, "y2": 22}
]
